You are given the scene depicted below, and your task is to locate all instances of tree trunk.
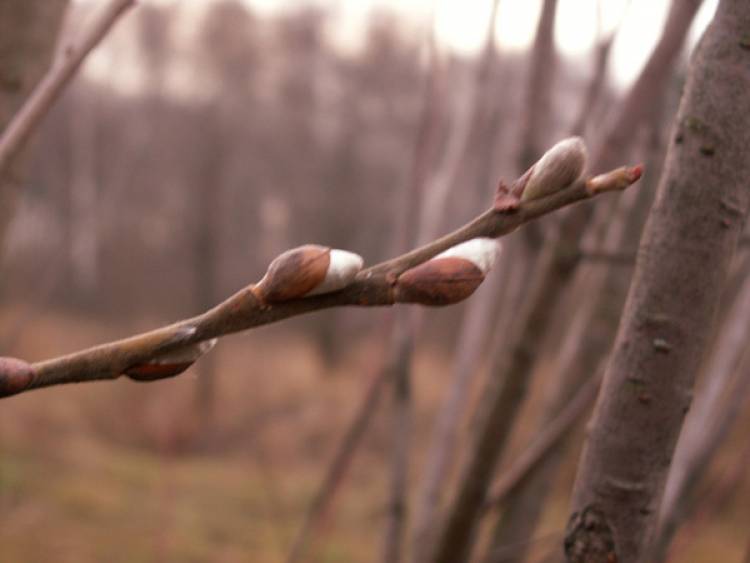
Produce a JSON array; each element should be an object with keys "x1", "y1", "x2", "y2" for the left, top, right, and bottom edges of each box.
[
  {"x1": 0, "y1": 0, "x2": 69, "y2": 252},
  {"x1": 565, "y1": 2, "x2": 750, "y2": 561}
]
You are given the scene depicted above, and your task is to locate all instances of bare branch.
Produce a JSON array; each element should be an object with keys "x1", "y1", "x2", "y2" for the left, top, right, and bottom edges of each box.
[
  {"x1": 0, "y1": 0, "x2": 135, "y2": 176},
  {"x1": 483, "y1": 369, "x2": 602, "y2": 511},
  {"x1": 286, "y1": 330, "x2": 392, "y2": 563},
  {"x1": 0, "y1": 155, "x2": 641, "y2": 399}
]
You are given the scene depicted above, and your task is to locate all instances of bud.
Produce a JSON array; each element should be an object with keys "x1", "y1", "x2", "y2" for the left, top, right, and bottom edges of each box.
[
  {"x1": 255, "y1": 244, "x2": 363, "y2": 303},
  {"x1": 307, "y1": 249, "x2": 365, "y2": 296},
  {"x1": 395, "y1": 238, "x2": 501, "y2": 306},
  {"x1": 586, "y1": 164, "x2": 644, "y2": 195},
  {"x1": 0, "y1": 357, "x2": 34, "y2": 397},
  {"x1": 125, "y1": 338, "x2": 217, "y2": 382},
  {"x1": 521, "y1": 137, "x2": 588, "y2": 201}
]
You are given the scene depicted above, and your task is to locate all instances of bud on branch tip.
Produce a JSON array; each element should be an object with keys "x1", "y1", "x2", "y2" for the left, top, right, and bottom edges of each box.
[
  {"x1": 586, "y1": 164, "x2": 644, "y2": 195},
  {"x1": 522, "y1": 137, "x2": 588, "y2": 201},
  {"x1": 395, "y1": 238, "x2": 501, "y2": 306}
]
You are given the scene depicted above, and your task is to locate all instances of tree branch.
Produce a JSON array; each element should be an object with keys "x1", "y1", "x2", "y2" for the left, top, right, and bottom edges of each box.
[
  {"x1": 483, "y1": 369, "x2": 602, "y2": 511},
  {"x1": 0, "y1": 158, "x2": 641, "y2": 400},
  {"x1": 0, "y1": 0, "x2": 135, "y2": 177}
]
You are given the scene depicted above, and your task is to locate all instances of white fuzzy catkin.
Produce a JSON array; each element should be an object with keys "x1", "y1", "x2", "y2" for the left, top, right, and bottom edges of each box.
[
  {"x1": 435, "y1": 237, "x2": 501, "y2": 274},
  {"x1": 155, "y1": 338, "x2": 217, "y2": 364},
  {"x1": 307, "y1": 249, "x2": 364, "y2": 296},
  {"x1": 522, "y1": 137, "x2": 588, "y2": 201}
]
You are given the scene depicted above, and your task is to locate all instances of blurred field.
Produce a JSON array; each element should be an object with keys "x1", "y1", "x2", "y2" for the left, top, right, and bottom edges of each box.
[{"x1": 1, "y1": 304, "x2": 749, "y2": 563}]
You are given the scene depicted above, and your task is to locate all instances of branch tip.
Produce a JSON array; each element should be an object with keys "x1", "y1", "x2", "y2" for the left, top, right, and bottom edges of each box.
[{"x1": 586, "y1": 164, "x2": 643, "y2": 195}]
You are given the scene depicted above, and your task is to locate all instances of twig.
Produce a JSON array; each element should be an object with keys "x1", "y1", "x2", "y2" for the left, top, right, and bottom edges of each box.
[
  {"x1": 286, "y1": 330, "x2": 392, "y2": 563},
  {"x1": 0, "y1": 0, "x2": 136, "y2": 176},
  {"x1": 0, "y1": 160, "x2": 641, "y2": 399},
  {"x1": 578, "y1": 249, "x2": 636, "y2": 265},
  {"x1": 483, "y1": 370, "x2": 602, "y2": 510}
]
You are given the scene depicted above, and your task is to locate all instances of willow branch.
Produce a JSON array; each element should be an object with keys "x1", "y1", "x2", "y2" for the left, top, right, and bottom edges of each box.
[
  {"x1": 0, "y1": 163, "x2": 640, "y2": 399},
  {"x1": 0, "y1": 0, "x2": 135, "y2": 176},
  {"x1": 483, "y1": 369, "x2": 602, "y2": 511}
]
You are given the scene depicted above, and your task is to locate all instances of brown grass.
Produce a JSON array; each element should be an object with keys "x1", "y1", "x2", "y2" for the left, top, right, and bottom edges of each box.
[{"x1": 1, "y1": 307, "x2": 748, "y2": 562}]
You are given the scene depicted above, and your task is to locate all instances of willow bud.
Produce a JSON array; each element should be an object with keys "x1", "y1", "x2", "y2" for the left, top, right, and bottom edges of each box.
[
  {"x1": 521, "y1": 137, "x2": 588, "y2": 201},
  {"x1": 255, "y1": 244, "x2": 363, "y2": 303},
  {"x1": 395, "y1": 238, "x2": 500, "y2": 306},
  {"x1": 125, "y1": 338, "x2": 217, "y2": 382},
  {"x1": 0, "y1": 357, "x2": 34, "y2": 397},
  {"x1": 586, "y1": 164, "x2": 644, "y2": 195}
]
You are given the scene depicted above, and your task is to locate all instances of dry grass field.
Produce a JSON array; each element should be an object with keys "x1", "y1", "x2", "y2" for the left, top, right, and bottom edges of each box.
[{"x1": 1, "y1": 305, "x2": 748, "y2": 562}]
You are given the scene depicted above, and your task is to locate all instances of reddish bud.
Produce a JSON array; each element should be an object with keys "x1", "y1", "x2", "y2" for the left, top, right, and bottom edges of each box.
[
  {"x1": 254, "y1": 245, "x2": 364, "y2": 303},
  {"x1": 125, "y1": 361, "x2": 194, "y2": 382},
  {"x1": 586, "y1": 164, "x2": 644, "y2": 195},
  {"x1": 0, "y1": 357, "x2": 35, "y2": 397},
  {"x1": 395, "y1": 257, "x2": 485, "y2": 306},
  {"x1": 255, "y1": 245, "x2": 331, "y2": 303},
  {"x1": 125, "y1": 339, "x2": 217, "y2": 382}
]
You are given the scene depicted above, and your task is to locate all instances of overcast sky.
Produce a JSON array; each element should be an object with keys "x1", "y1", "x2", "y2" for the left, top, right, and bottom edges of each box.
[
  {"x1": 247, "y1": 0, "x2": 718, "y2": 85},
  {"x1": 84, "y1": 0, "x2": 718, "y2": 92}
]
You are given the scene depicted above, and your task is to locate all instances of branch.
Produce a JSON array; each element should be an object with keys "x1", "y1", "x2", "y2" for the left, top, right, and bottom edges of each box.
[
  {"x1": 0, "y1": 151, "x2": 641, "y2": 399},
  {"x1": 483, "y1": 370, "x2": 602, "y2": 511},
  {"x1": 0, "y1": 0, "x2": 135, "y2": 177},
  {"x1": 286, "y1": 328, "x2": 392, "y2": 563}
]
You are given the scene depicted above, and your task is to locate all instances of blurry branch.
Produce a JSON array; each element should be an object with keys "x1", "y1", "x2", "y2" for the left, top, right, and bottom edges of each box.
[
  {"x1": 483, "y1": 369, "x2": 602, "y2": 511},
  {"x1": 0, "y1": 155, "x2": 641, "y2": 399},
  {"x1": 382, "y1": 317, "x2": 414, "y2": 563},
  {"x1": 578, "y1": 249, "x2": 636, "y2": 265},
  {"x1": 517, "y1": 0, "x2": 559, "y2": 171},
  {"x1": 0, "y1": 0, "x2": 135, "y2": 177},
  {"x1": 482, "y1": 530, "x2": 565, "y2": 563},
  {"x1": 285, "y1": 328, "x2": 392, "y2": 563},
  {"x1": 580, "y1": 236, "x2": 750, "y2": 265},
  {"x1": 570, "y1": 0, "x2": 631, "y2": 137},
  {"x1": 649, "y1": 276, "x2": 750, "y2": 561}
]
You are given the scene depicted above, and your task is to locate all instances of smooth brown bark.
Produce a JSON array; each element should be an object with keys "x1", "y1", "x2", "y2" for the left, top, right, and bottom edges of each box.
[
  {"x1": 427, "y1": 3, "x2": 697, "y2": 562},
  {"x1": 566, "y1": 2, "x2": 750, "y2": 561},
  {"x1": 0, "y1": 0, "x2": 69, "y2": 250}
]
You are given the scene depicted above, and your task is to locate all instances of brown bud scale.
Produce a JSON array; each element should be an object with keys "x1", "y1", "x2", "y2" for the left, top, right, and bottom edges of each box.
[
  {"x1": 256, "y1": 245, "x2": 331, "y2": 303},
  {"x1": 0, "y1": 357, "x2": 35, "y2": 397},
  {"x1": 395, "y1": 257, "x2": 485, "y2": 306},
  {"x1": 125, "y1": 361, "x2": 195, "y2": 382}
]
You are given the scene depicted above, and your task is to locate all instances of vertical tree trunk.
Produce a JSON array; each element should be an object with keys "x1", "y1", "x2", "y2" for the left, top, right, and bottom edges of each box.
[
  {"x1": 565, "y1": 2, "x2": 750, "y2": 561},
  {"x1": 69, "y1": 88, "x2": 100, "y2": 296},
  {"x1": 382, "y1": 314, "x2": 414, "y2": 563},
  {"x1": 0, "y1": 0, "x2": 69, "y2": 252}
]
